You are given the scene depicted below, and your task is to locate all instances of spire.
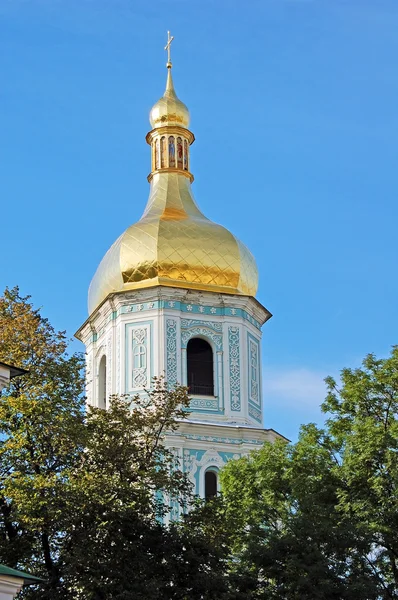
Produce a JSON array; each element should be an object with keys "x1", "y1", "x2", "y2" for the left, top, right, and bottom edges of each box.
[
  {"x1": 165, "y1": 67, "x2": 177, "y2": 98},
  {"x1": 164, "y1": 31, "x2": 177, "y2": 98},
  {"x1": 149, "y1": 31, "x2": 191, "y2": 130}
]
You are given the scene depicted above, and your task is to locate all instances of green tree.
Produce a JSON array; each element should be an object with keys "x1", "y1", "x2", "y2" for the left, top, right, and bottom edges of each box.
[
  {"x1": 59, "y1": 388, "x2": 231, "y2": 599},
  {"x1": 219, "y1": 348, "x2": 398, "y2": 599},
  {"x1": 323, "y1": 349, "x2": 398, "y2": 597},
  {"x1": 0, "y1": 287, "x2": 85, "y2": 590},
  {"x1": 0, "y1": 288, "x2": 230, "y2": 599}
]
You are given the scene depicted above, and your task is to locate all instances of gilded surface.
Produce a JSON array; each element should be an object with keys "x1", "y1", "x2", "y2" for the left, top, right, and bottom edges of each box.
[
  {"x1": 88, "y1": 172, "x2": 258, "y2": 313},
  {"x1": 149, "y1": 69, "x2": 190, "y2": 129},
  {"x1": 153, "y1": 113, "x2": 184, "y2": 125},
  {"x1": 87, "y1": 62, "x2": 258, "y2": 314},
  {"x1": 146, "y1": 126, "x2": 195, "y2": 145}
]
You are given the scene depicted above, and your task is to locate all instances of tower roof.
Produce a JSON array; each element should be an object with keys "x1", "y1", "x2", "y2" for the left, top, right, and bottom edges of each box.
[
  {"x1": 149, "y1": 67, "x2": 190, "y2": 130},
  {"x1": 88, "y1": 35, "x2": 258, "y2": 315}
]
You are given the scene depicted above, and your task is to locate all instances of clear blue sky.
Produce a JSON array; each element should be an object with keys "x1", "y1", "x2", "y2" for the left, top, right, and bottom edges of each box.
[{"x1": 2, "y1": 0, "x2": 398, "y2": 441}]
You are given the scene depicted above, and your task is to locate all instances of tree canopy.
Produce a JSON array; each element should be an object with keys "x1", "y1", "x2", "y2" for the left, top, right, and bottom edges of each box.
[
  {"x1": 219, "y1": 347, "x2": 398, "y2": 599},
  {"x1": 1, "y1": 287, "x2": 398, "y2": 599},
  {"x1": 0, "y1": 288, "x2": 229, "y2": 599}
]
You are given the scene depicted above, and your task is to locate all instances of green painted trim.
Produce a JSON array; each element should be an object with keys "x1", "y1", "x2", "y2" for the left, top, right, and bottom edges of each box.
[
  {"x1": 119, "y1": 300, "x2": 262, "y2": 330},
  {"x1": 0, "y1": 564, "x2": 43, "y2": 583},
  {"x1": 247, "y1": 332, "x2": 262, "y2": 423}
]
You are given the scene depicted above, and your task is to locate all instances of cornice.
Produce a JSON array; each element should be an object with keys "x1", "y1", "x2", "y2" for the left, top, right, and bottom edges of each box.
[
  {"x1": 75, "y1": 286, "x2": 271, "y2": 342},
  {"x1": 170, "y1": 419, "x2": 288, "y2": 445},
  {"x1": 147, "y1": 167, "x2": 194, "y2": 183}
]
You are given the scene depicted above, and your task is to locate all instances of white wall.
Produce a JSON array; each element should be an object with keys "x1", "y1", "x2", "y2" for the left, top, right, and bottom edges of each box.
[{"x1": 0, "y1": 576, "x2": 24, "y2": 600}]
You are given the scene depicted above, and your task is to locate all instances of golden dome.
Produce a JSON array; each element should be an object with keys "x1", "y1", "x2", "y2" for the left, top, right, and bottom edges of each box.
[
  {"x1": 88, "y1": 173, "x2": 258, "y2": 313},
  {"x1": 149, "y1": 68, "x2": 190, "y2": 129},
  {"x1": 88, "y1": 57, "x2": 258, "y2": 315}
]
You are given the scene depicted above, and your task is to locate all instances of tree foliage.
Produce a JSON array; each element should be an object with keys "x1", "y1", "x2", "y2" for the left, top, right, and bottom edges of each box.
[
  {"x1": 0, "y1": 287, "x2": 229, "y2": 599},
  {"x1": 219, "y1": 348, "x2": 398, "y2": 599},
  {"x1": 0, "y1": 287, "x2": 85, "y2": 587},
  {"x1": 2, "y1": 287, "x2": 398, "y2": 599}
]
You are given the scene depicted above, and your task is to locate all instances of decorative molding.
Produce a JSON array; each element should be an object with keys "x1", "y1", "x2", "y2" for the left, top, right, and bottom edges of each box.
[
  {"x1": 249, "y1": 338, "x2": 259, "y2": 406},
  {"x1": 116, "y1": 327, "x2": 121, "y2": 394},
  {"x1": 190, "y1": 397, "x2": 218, "y2": 411},
  {"x1": 228, "y1": 326, "x2": 241, "y2": 411},
  {"x1": 132, "y1": 328, "x2": 148, "y2": 389},
  {"x1": 173, "y1": 431, "x2": 264, "y2": 446},
  {"x1": 126, "y1": 323, "x2": 152, "y2": 392},
  {"x1": 118, "y1": 300, "x2": 261, "y2": 330},
  {"x1": 107, "y1": 334, "x2": 112, "y2": 399},
  {"x1": 197, "y1": 449, "x2": 225, "y2": 470},
  {"x1": 248, "y1": 333, "x2": 261, "y2": 423},
  {"x1": 181, "y1": 319, "x2": 222, "y2": 332},
  {"x1": 166, "y1": 319, "x2": 178, "y2": 388},
  {"x1": 249, "y1": 404, "x2": 262, "y2": 422},
  {"x1": 183, "y1": 449, "x2": 225, "y2": 491},
  {"x1": 183, "y1": 448, "x2": 197, "y2": 473},
  {"x1": 180, "y1": 319, "x2": 223, "y2": 350},
  {"x1": 94, "y1": 344, "x2": 106, "y2": 360}
]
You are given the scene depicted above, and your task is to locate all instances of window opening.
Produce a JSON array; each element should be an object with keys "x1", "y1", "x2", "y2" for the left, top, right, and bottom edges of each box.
[
  {"x1": 183, "y1": 139, "x2": 188, "y2": 170},
  {"x1": 160, "y1": 136, "x2": 166, "y2": 168},
  {"x1": 205, "y1": 470, "x2": 218, "y2": 500},
  {"x1": 154, "y1": 139, "x2": 159, "y2": 170},
  {"x1": 177, "y1": 137, "x2": 183, "y2": 169},
  {"x1": 187, "y1": 338, "x2": 214, "y2": 396},
  {"x1": 98, "y1": 355, "x2": 106, "y2": 409},
  {"x1": 169, "y1": 136, "x2": 176, "y2": 167}
]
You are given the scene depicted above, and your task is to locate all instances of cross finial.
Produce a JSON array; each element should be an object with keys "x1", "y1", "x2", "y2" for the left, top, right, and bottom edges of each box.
[{"x1": 164, "y1": 30, "x2": 174, "y2": 68}]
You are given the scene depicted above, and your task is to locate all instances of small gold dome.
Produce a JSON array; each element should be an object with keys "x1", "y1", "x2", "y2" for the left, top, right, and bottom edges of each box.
[
  {"x1": 88, "y1": 174, "x2": 258, "y2": 314},
  {"x1": 149, "y1": 68, "x2": 190, "y2": 129}
]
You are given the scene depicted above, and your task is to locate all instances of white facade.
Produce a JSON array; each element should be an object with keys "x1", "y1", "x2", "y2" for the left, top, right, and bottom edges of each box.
[
  {"x1": 77, "y1": 285, "x2": 282, "y2": 499},
  {"x1": 0, "y1": 575, "x2": 24, "y2": 600},
  {"x1": 0, "y1": 365, "x2": 12, "y2": 392},
  {"x1": 0, "y1": 363, "x2": 25, "y2": 393}
]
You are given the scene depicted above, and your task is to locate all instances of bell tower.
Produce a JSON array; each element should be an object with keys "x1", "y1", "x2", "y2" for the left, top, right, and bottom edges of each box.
[{"x1": 76, "y1": 34, "x2": 283, "y2": 501}]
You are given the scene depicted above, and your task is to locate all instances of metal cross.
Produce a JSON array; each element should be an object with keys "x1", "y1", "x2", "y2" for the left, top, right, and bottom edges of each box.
[{"x1": 164, "y1": 31, "x2": 174, "y2": 65}]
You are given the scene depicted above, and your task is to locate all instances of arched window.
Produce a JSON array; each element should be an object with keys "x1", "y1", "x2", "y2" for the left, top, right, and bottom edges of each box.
[
  {"x1": 204, "y1": 470, "x2": 218, "y2": 500},
  {"x1": 160, "y1": 136, "x2": 166, "y2": 168},
  {"x1": 169, "y1": 136, "x2": 176, "y2": 167},
  {"x1": 183, "y1": 139, "x2": 188, "y2": 170},
  {"x1": 177, "y1": 137, "x2": 183, "y2": 169},
  {"x1": 154, "y1": 139, "x2": 159, "y2": 170},
  {"x1": 187, "y1": 338, "x2": 214, "y2": 396},
  {"x1": 98, "y1": 355, "x2": 106, "y2": 409}
]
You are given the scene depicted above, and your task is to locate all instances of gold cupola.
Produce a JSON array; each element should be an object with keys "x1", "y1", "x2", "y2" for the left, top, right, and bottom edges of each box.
[
  {"x1": 88, "y1": 35, "x2": 259, "y2": 315},
  {"x1": 149, "y1": 67, "x2": 190, "y2": 130}
]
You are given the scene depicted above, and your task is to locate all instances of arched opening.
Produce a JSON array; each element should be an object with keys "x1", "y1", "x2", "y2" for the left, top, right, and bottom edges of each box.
[
  {"x1": 187, "y1": 338, "x2": 214, "y2": 396},
  {"x1": 183, "y1": 139, "x2": 188, "y2": 170},
  {"x1": 98, "y1": 355, "x2": 106, "y2": 409},
  {"x1": 177, "y1": 137, "x2": 183, "y2": 169},
  {"x1": 169, "y1": 136, "x2": 176, "y2": 167},
  {"x1": 204, "y1": 470, "x2": 218, "y2": 500},
  {"x1": 160, "y1": 136, "x2": 166, "y2": 168},
  {"x1": 154, "y1": 139, "x2": 159, "y2": 170}
]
